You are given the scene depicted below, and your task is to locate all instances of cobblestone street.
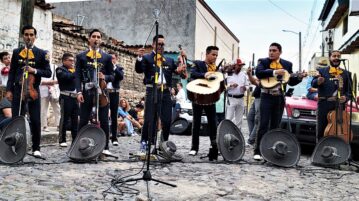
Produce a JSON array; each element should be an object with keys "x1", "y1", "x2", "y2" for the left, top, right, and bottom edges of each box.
[{"x1": 1, "y1": 123, "x2": 359, "y2": 201}]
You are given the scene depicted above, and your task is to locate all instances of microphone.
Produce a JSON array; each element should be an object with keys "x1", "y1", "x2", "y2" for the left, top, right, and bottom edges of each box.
[{"x1": 153, "y1": 9, "x2": 160, "y2": 20}]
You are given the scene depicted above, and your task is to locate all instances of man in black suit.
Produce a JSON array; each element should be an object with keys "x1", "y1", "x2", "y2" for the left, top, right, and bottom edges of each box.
[
  {"x1": 56, "y1": 53, "x2": 79, "y2": 147},
  {"x1": 75, "y1": 29, "x2": 114, "y2": 155},
  {"x1": 6, "y1": 25, "x2": 52, "y2": 157},
  {"x1": 254, "y1": 42, "x2": 304, "y2": 160},
  {"x1": 108, "y1": 51, "x2": 124, "y2": 146},
  {"x1": 135, "y1": 35, "x2": 186, "y2": 152},
  {"x1": 189, "y1": 46, "x2": 219, "y2": 161},
  {"x1": 312, "y1": 50, "x2": 352, "y2": 142}
]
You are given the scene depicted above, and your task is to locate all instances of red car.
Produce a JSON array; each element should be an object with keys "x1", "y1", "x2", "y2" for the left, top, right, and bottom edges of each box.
[{"x1": 280, "y1": 79, "x2": 359, "y2": 157}]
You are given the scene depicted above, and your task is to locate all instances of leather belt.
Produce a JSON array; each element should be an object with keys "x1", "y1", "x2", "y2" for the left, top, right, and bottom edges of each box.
[
  {"x1": 107, "y1": 88, "x2": 119, "y2": 93},
  {"x1": 60, "y1": 91, "x2": 77, "y2": 98},
  {"x1": 228, "y1": 94, "x2": 244, "y2": 98},
  {"x1": 261, "y1": 88, "x2": 282, "y2": 96},
  {"x1": 318, "y1": 96, "x2": 337, "y2": 101},
  {"x1": 146, "y1": 84, "x2": 168, "y2": 89}
]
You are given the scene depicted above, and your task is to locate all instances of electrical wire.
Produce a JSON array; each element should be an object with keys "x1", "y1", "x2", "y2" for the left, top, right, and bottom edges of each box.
[{"x1": 267, "y1": 0, "x2": 308, "y2": 26}]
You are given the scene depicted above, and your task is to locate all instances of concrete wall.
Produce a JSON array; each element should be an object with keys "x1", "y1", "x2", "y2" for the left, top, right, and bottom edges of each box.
[
  {"x1": 195, "y1": 1, "x2": 239, "y2": 62},
  {"x1": 52, "y1": 0, "x2": 197, "y2": 58},
  {"x1": 0, "y1": 0, "x2": 53, "y2": 53}
]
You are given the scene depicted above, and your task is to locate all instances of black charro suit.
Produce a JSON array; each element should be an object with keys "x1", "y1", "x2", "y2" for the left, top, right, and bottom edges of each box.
[
  {"x1": 7, "y1": 46, "x2": 51, "y2": 152},
  {"x1": 189, "y1": 60, "x2": 217, "y2": 155},
  {"x1": 56, "y1": 65, "x2": 79, "y2": 144},
  {"x1": 254, "y1": 57, "x2": 302, "y2": 156},
  {"x1": 109, "y1": 64, "x2": 124, "y2": 143},
  {"x1": 135, "y1": 51, "x2": 178, "y2": 144},
  {"x1": 312, "y1": 66, "x2": 352, "y2": 141},
  {"x1": 75, "y1": 49, "x2": 113, "y2": 150}
]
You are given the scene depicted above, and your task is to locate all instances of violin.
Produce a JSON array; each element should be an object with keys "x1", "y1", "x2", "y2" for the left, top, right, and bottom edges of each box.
[
  {"x1": 21, "y1": 43, "x2": 38, "y2": 101},
  {"x1": 324, "y1": 75, "x2": 353, "y2": 143},
  {"x1": 178, "y1": 45, "x2": 188, "y2": 79},
  {"x1": 98, "y1": 72, "x2": 109, "y2": 107}
]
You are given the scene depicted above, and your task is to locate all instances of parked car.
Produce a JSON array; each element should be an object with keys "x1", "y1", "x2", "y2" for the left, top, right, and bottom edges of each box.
[
  {"x1": 280, "y1": 78, "x2": 359, "y2": 157},
  {"x1": 170, "y1": 101, "x2": 208, "y2": 135}
]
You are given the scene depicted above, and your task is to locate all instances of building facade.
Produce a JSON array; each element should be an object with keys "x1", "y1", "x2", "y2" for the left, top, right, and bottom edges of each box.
[
  {"x1": 52, "y1": 0, "x2": 240, "y2": 62},
  {"x1": 319, "y1": 0, "x2": 359, "y2": 95}
]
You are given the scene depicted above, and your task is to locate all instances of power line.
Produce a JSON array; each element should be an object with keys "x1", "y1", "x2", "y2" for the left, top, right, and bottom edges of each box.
[
  {"x1": 267, "y1": 0, "x2": 309, "y2": 26},
  {"x1": 191, "y1": 3, "x2": 234, "y2": 56}
]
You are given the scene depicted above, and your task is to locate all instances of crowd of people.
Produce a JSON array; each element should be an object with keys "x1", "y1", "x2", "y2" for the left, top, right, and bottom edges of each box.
[{"x1": 0, "y1": 25, "x2": 353, "y2": 162}]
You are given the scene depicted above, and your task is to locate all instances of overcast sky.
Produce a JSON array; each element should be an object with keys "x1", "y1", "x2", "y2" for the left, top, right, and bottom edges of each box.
[{"x1": 206, "y1": 0, "x2": 326, "y2": 71}]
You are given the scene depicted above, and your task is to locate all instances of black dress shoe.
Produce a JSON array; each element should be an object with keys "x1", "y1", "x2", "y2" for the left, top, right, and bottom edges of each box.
[{"x1": 208, "y1": 147, "x2": 218, "y2": 161}]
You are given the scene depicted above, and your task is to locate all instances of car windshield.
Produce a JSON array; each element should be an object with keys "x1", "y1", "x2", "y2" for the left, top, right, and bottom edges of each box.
[{"x1": 287, "y1": 77, "x2": 309, "y2": 97}]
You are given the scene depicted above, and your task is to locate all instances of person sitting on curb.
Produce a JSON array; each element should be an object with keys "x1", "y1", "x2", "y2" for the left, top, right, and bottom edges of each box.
[{"x1": 117, "y1": 98, "x2": 141, "y2": 137}]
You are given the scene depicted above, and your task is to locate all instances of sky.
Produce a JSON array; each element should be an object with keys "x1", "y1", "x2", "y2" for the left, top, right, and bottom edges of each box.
[{"x1": 205, "y1": 0, "x2": 326, "y2": 71}]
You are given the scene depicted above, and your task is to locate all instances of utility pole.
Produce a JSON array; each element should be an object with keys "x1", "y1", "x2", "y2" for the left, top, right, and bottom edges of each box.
[
  {"x1": 18, "y1": 0, "x2": 36, "y2": 46},
  {"x1": 299, "y1": 31, "x2": 302, "y2": 72}
]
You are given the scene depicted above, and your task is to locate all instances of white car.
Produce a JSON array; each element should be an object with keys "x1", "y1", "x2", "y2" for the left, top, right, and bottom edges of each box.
[{"x1": 178, "y1": 101, "x2": 208, "y2": 136}]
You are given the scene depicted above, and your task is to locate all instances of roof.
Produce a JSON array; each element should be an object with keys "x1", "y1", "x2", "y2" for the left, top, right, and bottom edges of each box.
[
  {"x1": 318, "y1": 0, "x2": 349, "y2": 30},
  {"x1": 35, "y1": 0, "x2": 55, "y2": 10},
  {"x1": 200, "y1": 0, "x2": 239, "y2": 43}
]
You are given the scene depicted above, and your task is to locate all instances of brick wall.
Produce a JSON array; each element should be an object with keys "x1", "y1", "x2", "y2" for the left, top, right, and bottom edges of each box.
[{"x1": 52, "y1": 29, "x2": 146, "y2": 105}]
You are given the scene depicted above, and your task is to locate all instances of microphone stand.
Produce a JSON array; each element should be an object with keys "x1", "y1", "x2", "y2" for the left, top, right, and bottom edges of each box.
[
  {"x1": 341, "y1": 61, "x2": 353, "y2": 144},
  {"x1": 114, "y1": 9, "x2": 176, "y2": 200}
]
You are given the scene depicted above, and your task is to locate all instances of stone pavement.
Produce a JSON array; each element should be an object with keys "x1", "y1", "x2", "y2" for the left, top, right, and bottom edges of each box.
[{"x1": 1, "y1": 123, "x2": 359, "y2": 201}]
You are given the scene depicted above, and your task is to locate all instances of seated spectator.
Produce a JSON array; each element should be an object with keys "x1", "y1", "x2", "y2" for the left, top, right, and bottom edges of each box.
[
  {"x1": 118, "y1": 98, "x2": 141, "y2": 136},
  {"x1": 0, "y1": 97, "x2": 12, "y2": 130},
  {"x1": 306, "y1": 59, "x2": 328, "y2": 100},
  {"x1": 128, "y1": 103, "x2": 145, "y2": 127}
]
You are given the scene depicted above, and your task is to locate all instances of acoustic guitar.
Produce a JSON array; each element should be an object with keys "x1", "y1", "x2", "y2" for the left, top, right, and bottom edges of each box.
[
  {"x1": 187, "y1": 72, "x2": 225, "y2": 105},
  {"x1": 324, "y1": 76, "x2": 353, "y2": 143},
  {"x1": 260, "y1": 70, "x2": 317, "y2": 89}
]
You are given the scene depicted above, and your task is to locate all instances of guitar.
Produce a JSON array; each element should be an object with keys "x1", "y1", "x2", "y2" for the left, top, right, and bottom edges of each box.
[
  {"x1": 324, "y1": 75, "x2": 353, "y2": 143},
  {"x1": 260, "y1": 70, "x2": 317, "y2": 89},
  {"x1": 187, "y1": 72, "x2": 225, "y2": 105}
]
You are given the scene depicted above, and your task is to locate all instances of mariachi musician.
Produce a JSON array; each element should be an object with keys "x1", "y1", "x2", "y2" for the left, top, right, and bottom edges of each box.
[
  {"x1": 254, "y1": 42, "x2": 304, "y2": 161},
  {"x1": 107, "y1": 50, "x2": 124, "y2": 146},
  {"x1": 6, "y1": 25, "x2": 52, "y2": 157},
  {"x1": 75, "y1": 29, "x2": 114, "y2": 155},
  {"x1": 56, "y1": 53, "x2": 79, "y2": 147},
  {"x1": 188, "y1": 46, "x2": 220, "y2": 161},
  {"x1": 135, "y1": 34, "x2": 186, "y2": 152},
  {"x1": 311, "y1": 50, "x2": 352, "y2": 142}
]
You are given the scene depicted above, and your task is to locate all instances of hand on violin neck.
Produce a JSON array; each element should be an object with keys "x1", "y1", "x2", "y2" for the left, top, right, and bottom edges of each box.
[
  {"x1": 27, "y1": 66, "x2": 36, "y2": 74},
  {"x1": 180, "y1": 50, "x2": 187, "y2": 59}
]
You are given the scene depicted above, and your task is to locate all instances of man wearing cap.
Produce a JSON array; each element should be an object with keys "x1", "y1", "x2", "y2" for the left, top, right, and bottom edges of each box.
[
  {"x1": 306, "y1": 59, "x2": 328, "y2": 100},
  {"x1": 226, "y1": 58, "x2": 249, "y2": 130},
  {"x1": 254, "y1": 42, "x2": 304, "y2": 161},
  {"x1": 312, "y1": 50, "x2": 352, "y2": 142}
]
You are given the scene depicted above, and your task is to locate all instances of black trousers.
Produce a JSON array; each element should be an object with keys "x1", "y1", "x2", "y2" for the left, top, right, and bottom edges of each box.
[
  {"x1": 142, "y1": 87, "x2": 172, "y2": 144},
  {"x1": 254, "y1": 93, "x2": 285, "y2": 155},
  {"x1": 59, "y1": 94, "x2": 79, "y2": 143},
  {"x1": 12, "y1": 85, "x2": 41, "y2": 152},
  {"x1": 317, "y1": 100, "x2": 341, "y2": 142},
  {"x1": 78, "y1": 90, "x2": 110, "y2": 149},
  {"x1": 109, "y1": 91, "x2": 119, "y2": 141},
  {"x1": 191, "y1": 103, "x2": 217, "y2": 151}
]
